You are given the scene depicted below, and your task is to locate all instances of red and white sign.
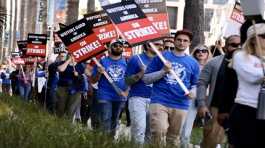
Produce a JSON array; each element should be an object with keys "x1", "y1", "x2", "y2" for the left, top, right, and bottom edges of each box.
[
  {"x1": 93, "y1": 24, "x2": 117, "y2": 43},
  {"x1": 12, "y1": 57, "x2": 25, "y2": 65},
  {"x1": 117, "y1": 19, "x2": 161, "y2": 46},
  {"x1": 26, "y1": 34, "x2": 47, "y2": 57},
  {"x1": 230, "y1": 2, "x2": 245, "y2": 24},
  {"x1": 85, "y1": 11, "x2": 117, "y2": 44},
  {"x1": 147, "y1": 13, "x2": 170, "y2": 36},
  {"x1": 26, "y1": 44, "x2": 46, "y2": 57},
  {"x1": 102, "y1": 1, "x2": 162, "y2": 46},
  {"x1": 57, "y1": 18, "x2": 107, "y2": 63},
  {"x1": 135, "y1": 0, "x2": 170, "y2": 37},
  {"x1": 23, "y1": 57, "x2": 45, "y2": 65},
  {"x1": 67, "y1": 33, "x2": 106, "y2": 62}
]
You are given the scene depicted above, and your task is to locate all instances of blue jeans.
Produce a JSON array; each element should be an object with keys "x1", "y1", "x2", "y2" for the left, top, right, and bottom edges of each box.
[
  {"x1": 98, "y1": 99, "x2": 125, "y2": 136},
  {"x1": 129, "y1": 96, "x2": 150, "y2": 144},
  {"x1": 181, "y1": 99, "x2": 197, "y2": 146},
  {"x1": 19, "y1": 83, "x2": 31, "y2": 101}
]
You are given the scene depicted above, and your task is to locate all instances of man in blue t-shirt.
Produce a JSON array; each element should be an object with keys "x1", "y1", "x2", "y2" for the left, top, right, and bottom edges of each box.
[
  {"x1": 91, "y1": 39, "x2": 129, "y2": 137},
  {"x1": 125, "y1": 40, "x2": 163, "y2": 144},
  {"x1": 143, "y1": 30, "x2": 200, "y2": 147}
]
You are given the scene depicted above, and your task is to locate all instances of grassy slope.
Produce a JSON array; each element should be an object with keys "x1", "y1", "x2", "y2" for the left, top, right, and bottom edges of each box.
[{"x1": 0, "y1": 94, "x2": 203, "y2": 148}]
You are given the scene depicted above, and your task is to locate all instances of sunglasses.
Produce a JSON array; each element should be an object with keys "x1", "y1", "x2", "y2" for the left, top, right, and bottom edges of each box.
[
  {"x1": 196, "y1": 49, "x2": 208, "y2": 53},
  {"x1": 112, "y1": 43, "x2": 123, "y2": 48},
  {"x1": 229, "y1": 43, "x2": 241, "y2": 48},
  {"x1": 176, "y1": 38, "x2": 189, "y2": 43},
  {"x1": 259, "y1": 34, "x2": 265, "y2": 39},
  {"x1": 165, "y1": 46, "x2": 175, "y2": 50}
]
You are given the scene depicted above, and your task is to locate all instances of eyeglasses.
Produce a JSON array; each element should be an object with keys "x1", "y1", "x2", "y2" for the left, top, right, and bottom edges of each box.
[
  {"x1": 165, "y1": 46, "x2": 175, "y2": 50},
  {"x1": 176, "y1": 38, "x2": 189, "y2": 43},
  {"x1": 228, "y1": 43, "x2": 241, "y2": 48},
  {"x1": 258, "y1": 34, "x2": 265, "y2": 39},
  {"x1": 196, "y1": 49, "x2": 208, "y2": 54}
]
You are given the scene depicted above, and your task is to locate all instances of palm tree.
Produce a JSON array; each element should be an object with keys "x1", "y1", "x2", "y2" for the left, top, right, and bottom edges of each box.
[
  {"x1": 0, "y1": 1, "x2": 7, "y2": 61},
  {"x1": 183, "y1": 0, "x2": 205, "y2": 50},
  {"x1": 87, "y1": 0, "x2": 95, "y2": 13},
  {"x1": 65, "y1": 0, "x2": 79, "y2": 25}
]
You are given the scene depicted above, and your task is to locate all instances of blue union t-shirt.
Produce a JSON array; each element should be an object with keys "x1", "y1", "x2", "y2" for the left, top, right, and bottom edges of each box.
[
  {"x1": 126, "y1": 53, "x2": 153, "y2": 98},
  {"x1": 145, "y1": 51, "x2": 200, "y2": 110},
  {"x1": 93, "y1": 56, "x2": 128, "y2": 101}
]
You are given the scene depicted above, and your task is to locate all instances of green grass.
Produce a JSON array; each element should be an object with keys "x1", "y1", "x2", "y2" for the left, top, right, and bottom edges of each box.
[
  {"x1": 0, "y1": 94, "x2": 142, "y2": 148},
  {"x1": 0, "y1": 94, "x2": 205, "y2": 148}
]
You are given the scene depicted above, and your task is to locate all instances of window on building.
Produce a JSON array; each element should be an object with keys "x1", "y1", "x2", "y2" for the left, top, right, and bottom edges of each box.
[
  {"x1": 204, "y1": 8, "x2": 214, "y2": 32},
  {"x1": 167, "y1": 7, "x2": 178, "y2": 29}
]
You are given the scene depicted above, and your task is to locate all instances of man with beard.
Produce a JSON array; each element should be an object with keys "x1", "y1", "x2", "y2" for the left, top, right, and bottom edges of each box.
[
  {"x1": 196, "y1": 35, "x2": 240, "y2": 148},
  {"x1": 91, "y1": 39, "x2": 129, "y2": 138},
  {"x1": 143, "y1": 30, "x2": 200, "y2": 147}
]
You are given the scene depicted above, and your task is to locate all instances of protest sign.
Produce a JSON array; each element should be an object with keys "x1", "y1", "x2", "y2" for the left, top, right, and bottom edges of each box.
[
  {"x1": 23, "y1": 57, "x2": 45, "y2": 65},
  {"x1": 101, "y1": 0, "x2": 162, "y2": 46},
  {"x1": 12, "y1": 57, "x2": 25, "y2": 65},
  {"x1": 11, "y1": 51, "x2": 21, "y2": 57},
  {"x1": 57, "y1": 18, "x2": 106, "y2": 62},
  {"x1": 26, "y1": 34, "x2": 47, "y2": 57},
  {"x1": 135, "y1": 0, "x2": 170, "y2": 37},
  {"x1": 222, "y1": 2, "x2": 245, "y2": 37},
  {"x1": 17, "y1": 40, "x2": 28, "y2": 56},
  {"x1": 54, "y1": 42, "x2": 66, "y2": 54},
  {"x1": 85, "y1": 11, "x2": 117, "y2": 44},
  {"x1": 230, "y1": 2, "x2": 245, "y2": 24}
]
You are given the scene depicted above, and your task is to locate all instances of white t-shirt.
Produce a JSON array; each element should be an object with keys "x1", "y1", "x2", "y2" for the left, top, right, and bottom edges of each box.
[{"x1": 233, "y1": 50, "x2": 264, "y2": 108}]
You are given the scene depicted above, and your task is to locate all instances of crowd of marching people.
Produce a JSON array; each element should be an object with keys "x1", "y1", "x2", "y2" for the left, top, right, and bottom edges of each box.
[{"x1": 1, "y1": 21, "x2": 265, "y2": 148}]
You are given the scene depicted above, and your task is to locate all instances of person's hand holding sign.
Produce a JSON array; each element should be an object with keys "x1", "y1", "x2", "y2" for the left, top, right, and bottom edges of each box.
[{"x1": 163, "y1": 60, "x2": 172, "y2": 73}]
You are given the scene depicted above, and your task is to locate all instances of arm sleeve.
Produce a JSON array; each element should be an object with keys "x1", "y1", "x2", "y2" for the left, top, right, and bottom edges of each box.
[
  {"x1": 233, "y1": 52, "x2": 264, "y2": 84},
  {"x1": 142, "y1": 69, "x2": 166, "y2": 84},
  {"x1": 190, "y1": 61, "x2": 200, "y2": 87},
  {"x1": 142, "y1": 56, "x2": 165, "y2": 84},
  {"x1": 125, "y1": 56, "x2": 142, "y2": 85}
]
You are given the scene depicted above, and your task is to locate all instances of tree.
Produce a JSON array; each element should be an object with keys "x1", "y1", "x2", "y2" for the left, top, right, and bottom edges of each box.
[
  {"x1": 65, "y1": 0, "x2": 79, "y2": 25},
  {"x1": 87, "y1": 0, "x2": 95, "y2": 14},
  {"x1": 183, "y1": 0, "x2": 205, "y2": 50},
  {"x1": 0, "y1": 1, "x2": 7, "y2": 62},
  {"x1": 0, "y1": 7, "x2": 7, "y2": 37}
]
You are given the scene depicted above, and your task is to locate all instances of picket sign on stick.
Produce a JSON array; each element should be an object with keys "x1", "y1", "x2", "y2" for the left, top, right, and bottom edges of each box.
[
  {"x1": 32, "y1": 57, "x2": 38, "y2": 87},
  {"x1": 92, "y1": 57, "x2": 125, "y2": 97},
  {"x1": 20, "y1": 65, "x2": 26, "y2": 81},
  {"x1": 149, "y1": 42, "x2": 190, "y2": 95}
]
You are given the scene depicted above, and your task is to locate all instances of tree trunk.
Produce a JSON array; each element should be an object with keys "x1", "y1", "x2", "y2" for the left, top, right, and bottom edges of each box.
[
  {"x1": 183, "y1": 0, "x2": 205, "y2": 50},
  {"x1": 87, "y1": 0, "x2": 95, "y2": 14},
  {"x1": 19, "y1": 0, "x2": 26, "y2": 40},
  {"x1": 8, "y1": 0, "x2": 13, "y2": 53},
  {"x1": 12, "y1": 0, "x2": 18, "y2": 51},
  {"x1": 0, "y1": 0, "x2": 7, "y2": 62},
  {"x1": 65, "y1": 0, "x2": 79, "y2": 25}
]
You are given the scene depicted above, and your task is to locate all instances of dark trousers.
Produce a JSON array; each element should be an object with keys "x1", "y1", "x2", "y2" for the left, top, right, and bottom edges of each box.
[
  {"x1": 98, "y1": 100, "x2": 125, "y2": 137},
  {"x1": 46, "y1": 87, "x2": 56, "y2": 114},
  {"x1": 229, "y1": 103, "x2": 265, "y2": 148},
  {"x1": 55, "y1": 87, "x2": 81, "y2": 119},
  {"x1": 80, "y1": 93, "x2": 92, "y2": 126}
]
